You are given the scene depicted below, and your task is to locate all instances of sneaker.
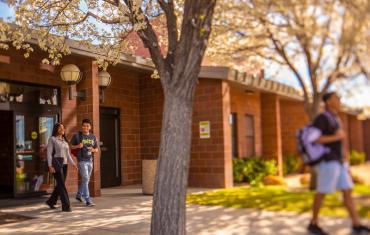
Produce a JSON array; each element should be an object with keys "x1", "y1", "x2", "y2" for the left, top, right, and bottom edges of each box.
[
  {"x1": 75, "y1": 197, "x2": 82, "y2": 202},
  {"x1": 307, "y1": 223, "x2": 329, "y2": 235},
  {"x1": 86, "y1": 202, "x2": 95, "y2": 207},
  {"x1": 353, "y1": 225, "x2": 370, "y2": 234}
]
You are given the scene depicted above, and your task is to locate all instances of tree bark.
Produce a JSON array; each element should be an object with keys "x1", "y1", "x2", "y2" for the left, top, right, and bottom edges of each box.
[{"x1": 150, "y1": 86, "x2": 196, "y2": 235}]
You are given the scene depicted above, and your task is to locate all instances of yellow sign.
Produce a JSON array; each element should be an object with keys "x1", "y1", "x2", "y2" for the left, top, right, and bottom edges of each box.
[
  {"x1": 31, "y1": 131, "x2": 38, "y2": 140},
  {"x1": 199, "y1": 121, "x2": 210, "y2": 139}
]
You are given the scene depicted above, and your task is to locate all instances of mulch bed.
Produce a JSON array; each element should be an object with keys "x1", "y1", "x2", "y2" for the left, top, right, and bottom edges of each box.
[{"x1": 0, "y1": 212, "x2": 33, "y2": 225}]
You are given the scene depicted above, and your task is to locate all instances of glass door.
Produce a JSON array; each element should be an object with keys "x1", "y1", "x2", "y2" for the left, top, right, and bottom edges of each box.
[{"x1": 15, "y1": 113, "x2": 57, "y2": 196}]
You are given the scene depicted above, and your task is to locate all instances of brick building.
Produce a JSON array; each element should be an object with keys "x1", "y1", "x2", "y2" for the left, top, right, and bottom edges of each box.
[{"x1": 0, "y1": 45, "x2": 367, "y2": 198}]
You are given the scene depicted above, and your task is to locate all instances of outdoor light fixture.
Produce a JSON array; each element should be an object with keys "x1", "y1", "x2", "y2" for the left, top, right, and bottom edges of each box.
[
  {"x1": 60, "y1": 64, "x2": 85, "y2": 100},
  {"x1": 98, "y1": 70, "x2": 112, "y2": 103}
]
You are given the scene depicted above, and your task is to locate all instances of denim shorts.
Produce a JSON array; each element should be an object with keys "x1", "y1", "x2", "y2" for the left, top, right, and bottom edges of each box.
[{"x1": 315, "y1": 160, "x2": 353, "y2": 194}]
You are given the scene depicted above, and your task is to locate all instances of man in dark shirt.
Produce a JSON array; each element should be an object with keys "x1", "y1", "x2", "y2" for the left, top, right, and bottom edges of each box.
[
  {"x1": 71, "y1": 119, "x2": 99, "y2": 207},
  {"x1": 308, "y1": 92, "x2": 370, "y2": 235}
]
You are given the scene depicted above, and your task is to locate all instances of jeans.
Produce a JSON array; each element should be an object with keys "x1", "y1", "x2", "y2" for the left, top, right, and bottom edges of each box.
[{"x1": 77, "y1": 161, "x2": 93, "y2": 203}]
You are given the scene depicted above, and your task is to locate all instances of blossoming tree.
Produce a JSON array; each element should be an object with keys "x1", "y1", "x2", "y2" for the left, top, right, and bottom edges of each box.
[
  {"x1": 209, "y1": 0, "x2": 369, "y2": 120},
  {"x1": 0, "y1": 0, "x2": 217, "y2": 234}
]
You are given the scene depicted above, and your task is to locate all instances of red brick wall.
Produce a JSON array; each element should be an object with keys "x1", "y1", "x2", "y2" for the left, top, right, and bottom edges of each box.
[
  {"x1": 230, "y1": 86, "x2": 262, "y2": 157},
  {"x1": 261, "y1": 93, "x2": 283, "y2": 176},
  {"x1": 348, "y1": 115, "x2": 364, "y2": 153},
  {"x1": 102, "y1": 66, "x2": 142, "y2": 185},
  {"x1": 139, "y1": 77, "x2": 233, "y2": 188},
  {"x1": 0, "y1": 49, "x2": 80, "y2": 193},
  {"x1": 363, "y1": 120, "x2": 370, "y2": 160},
  {"x1": 280, "y1": 99, "x2": 309, "y2": 155},
  {"x1": 139, "y1": 77, "x2": 163, "y2": 161}
]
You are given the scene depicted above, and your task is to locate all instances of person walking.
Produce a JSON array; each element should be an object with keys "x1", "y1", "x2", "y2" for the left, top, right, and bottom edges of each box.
[
  {"x1": 45, "y1": 123, "x2": 77, "y2": 212},
  {"x1": 307, "y1": 92, "x2": 370, "y2": 235},
  {"x1": 71, "y1": 119, "x2": 99, "y2": 207}
]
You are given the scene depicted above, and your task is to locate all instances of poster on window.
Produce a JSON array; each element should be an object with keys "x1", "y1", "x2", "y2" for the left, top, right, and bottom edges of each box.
[{"x1": 199, "y1": 121, "x2": 210, "y2": 139}]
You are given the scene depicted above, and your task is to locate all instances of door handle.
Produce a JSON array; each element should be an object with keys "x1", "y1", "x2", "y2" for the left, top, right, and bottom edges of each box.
[{"x1": 101, "y1": 147, "x2": 108, "y2": 151}]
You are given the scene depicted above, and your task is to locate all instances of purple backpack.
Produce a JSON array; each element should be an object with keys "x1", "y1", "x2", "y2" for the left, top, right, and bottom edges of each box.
[{"x1": 296, "y1": 112, "x2": 337, "y2": 165}]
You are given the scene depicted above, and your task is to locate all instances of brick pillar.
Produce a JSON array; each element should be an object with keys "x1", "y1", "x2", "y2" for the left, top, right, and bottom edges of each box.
[
  {"x1": 222, "y1": 82, "x2": 233, "y2": 188},
  {"x1": 363, "y1": 120, "x2": 370, "y2": 161},
  {"x1": 76, "y1": 59, "x2": 101, "y2": 197},
  {"x1": 348, "y1": 115, "x2": 364, "y2": 152},
  {"x1": 60, "y1": 82, "x2": 79, "y2": 193},
  {"x1": 261, "y1": 93, "x2": 283, "y2": 176}
]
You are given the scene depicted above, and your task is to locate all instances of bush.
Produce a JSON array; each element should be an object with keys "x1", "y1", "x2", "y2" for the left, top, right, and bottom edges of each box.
[
  {"x1": 233, "y1": 157, "x2": 277, "y2": 186},
  {"x1": 283, "y1": 154, "x2": 303, "y2": 175},
  {"x1": 350, "y1": 150, "x2": 366, "y2": 166},
  {"x1": 262, "y1": 175, "x2": 286, "y2": 185},
  {"x1": 233, "y1": 158, "x2": 246, "y2": 183}
]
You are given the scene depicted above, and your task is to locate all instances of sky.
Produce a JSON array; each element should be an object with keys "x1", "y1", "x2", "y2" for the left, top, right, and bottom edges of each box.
[{"x1": 1, "y1": 2, "x2": 369, "y2": 109}]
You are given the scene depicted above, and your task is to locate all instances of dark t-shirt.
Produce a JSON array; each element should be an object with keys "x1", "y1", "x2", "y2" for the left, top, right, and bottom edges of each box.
[
  {"x1": 312, "y1": 112, "x2": 343, "y2": 162},
  {"x1": 71, "y1": 132, "x2": 98, "y2": 162}
]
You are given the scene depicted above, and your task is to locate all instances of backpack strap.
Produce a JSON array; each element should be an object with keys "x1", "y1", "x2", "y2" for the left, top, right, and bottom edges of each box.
[{"x1": 323, "y1": 111, "x2": 340, "y2": 129}]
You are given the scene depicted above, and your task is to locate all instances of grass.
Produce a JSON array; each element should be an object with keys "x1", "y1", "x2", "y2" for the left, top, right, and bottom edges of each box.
[{"x1": 187, "y1": 185, "x2": 370, "y2": 218}]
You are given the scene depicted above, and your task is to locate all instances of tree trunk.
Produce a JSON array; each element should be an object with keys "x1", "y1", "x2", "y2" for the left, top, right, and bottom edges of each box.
[
  {"x1": 150, "y1": 87, "x2": 195, "y2": 235},
  {"x1": 305, "y1": 96, "x2": 322, "y2": 122}
]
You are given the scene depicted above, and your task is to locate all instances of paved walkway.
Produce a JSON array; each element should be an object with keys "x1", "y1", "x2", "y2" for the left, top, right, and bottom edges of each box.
[{"x1": 0, "y1": 185, "x2": 368, "y2": 235}]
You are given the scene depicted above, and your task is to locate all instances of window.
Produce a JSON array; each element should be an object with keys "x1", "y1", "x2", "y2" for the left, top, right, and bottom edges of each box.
[
  {"x1": 246, "y1": 115, "x2": 255, "y2": 157},
  {"x1": 230, "y1": 113, "x2": 238, "y2": 158},
  {"x1": 0, "y1": 81, "x2": 58, "y2": 106}
]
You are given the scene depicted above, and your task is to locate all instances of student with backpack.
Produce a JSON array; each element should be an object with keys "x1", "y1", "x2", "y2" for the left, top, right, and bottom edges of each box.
[
  {"x1": 45, "y1": 123, "x2": 77, "y2": 212},
  {"x1": 70, "y1": 119, "x2": 99, "y2": 207},
  {"x1": 300, "y1": 92, "x2": 370, "y2": 235}
]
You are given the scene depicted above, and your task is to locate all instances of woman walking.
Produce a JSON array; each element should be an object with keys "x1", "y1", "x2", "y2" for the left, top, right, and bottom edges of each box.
[{"x1": 45, "y1": 123, "x2": 77, "y2": 212}]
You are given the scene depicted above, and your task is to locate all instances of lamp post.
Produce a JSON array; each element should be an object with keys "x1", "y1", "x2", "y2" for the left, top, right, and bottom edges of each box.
[
  {"x1": 60, "y1": 64, "x2": 83, "y2": 100},
  {"x1": 98, "y1": 70, "x2": 112, "y2": 103}
]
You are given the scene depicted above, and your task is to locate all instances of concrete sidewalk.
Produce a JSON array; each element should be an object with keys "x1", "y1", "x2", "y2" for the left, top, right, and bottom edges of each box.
[{"x1": 0, "y1": 185, "x2": 368, "y2": 235}]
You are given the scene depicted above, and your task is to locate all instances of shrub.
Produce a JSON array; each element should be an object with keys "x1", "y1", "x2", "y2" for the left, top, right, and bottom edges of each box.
[
  {"x1": 263, "y1": 175, "x2": 286, "y2": 185},
  {"x1": 232, "y1": 158, "x2": 245, "y2": 183},
  {"x1": 350, "y1": 150, "x2": 366, "y2": 166},
  {"x1": 283, "y1": 154, "x2": 303, "y2": 175},
  {"x1": 232, "y1": 157, "x2": 277, "y2": 186}
]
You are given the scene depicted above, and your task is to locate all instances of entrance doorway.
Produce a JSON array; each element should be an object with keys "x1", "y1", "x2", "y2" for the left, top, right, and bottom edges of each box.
[
  {"x1": 100, "y1": 107, "x2": 121, "y2": 188},
  {"x1": 0, "y1": 111, "x2": 14, "y2": 198},
  {"x1": 0, "y1": 80, "x2": 60, "y2": 197}
]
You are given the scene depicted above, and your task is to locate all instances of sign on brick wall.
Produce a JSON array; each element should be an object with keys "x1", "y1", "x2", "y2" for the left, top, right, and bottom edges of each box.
[{"x1": 199, "y1": 121, "x2": 210, "y2": 139}]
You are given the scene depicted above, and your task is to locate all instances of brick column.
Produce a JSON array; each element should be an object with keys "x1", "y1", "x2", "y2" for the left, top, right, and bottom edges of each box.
[
  {"x1": 261, "y1": 93, "x2": 283, "y2": 176},
  {"x1": 222, "y1": 82, "x2": 233, "y2": 188},
  {"x1": 363, "y1": 120, "x2": 370, "y2": 161},
  {"x1": 348, "y1": 115, "x2": 364, "y2": 152},
  {"x1": 60, "y1": 82, "x2": 79, "y2": 193},
  {"x1": 76, "y1": 59, "x2": 101, "y2": 197}
]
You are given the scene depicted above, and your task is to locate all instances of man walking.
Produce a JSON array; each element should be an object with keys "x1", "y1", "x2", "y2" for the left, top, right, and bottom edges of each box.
[
  {"x1": 307, "y1": 92, "x2": 370, "y2": 235},
  {"x1": 71, "y1": 119, "x2": 99, "y2": 207}
]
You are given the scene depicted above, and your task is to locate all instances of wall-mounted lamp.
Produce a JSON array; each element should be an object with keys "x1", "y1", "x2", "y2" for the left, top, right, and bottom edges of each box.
[
  {"x1": 98, "y1": 70, "x2": 112, "y2": 103},
  {"x1": 60, "y1": 64, "x2": 85, "y2": 100}
]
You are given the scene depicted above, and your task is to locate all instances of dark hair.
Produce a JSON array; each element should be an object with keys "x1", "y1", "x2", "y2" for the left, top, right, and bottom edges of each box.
[
  {"x1": 51, "y1": 123, "x2": 68, "y2": 142},
  {"x1": 322, "y1": 92, "x2": 336, "y2": 103},
  {"x1": 82, "y1": 119, "x2": 92, "y2": 125}
]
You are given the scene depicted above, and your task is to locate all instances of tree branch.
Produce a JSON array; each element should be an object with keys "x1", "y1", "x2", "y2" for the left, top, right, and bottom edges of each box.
[
  {"x1": 102, "y1": 0, "x2": 119, "y2": 7},
  {"x1": 125, "y1": 0, "x2": 166, "y2": 83},
  {"x1": 157, "y1": 0, "x2": 178, "y2": 59}
]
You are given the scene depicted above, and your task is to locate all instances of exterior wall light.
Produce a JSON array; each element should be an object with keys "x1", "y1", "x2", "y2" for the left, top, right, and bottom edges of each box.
[
  {"x1": 98, "y1": 70, "x2": 112, "y2": 103},
  {"x1": 60, "y1": 64, "x2": 84, "y2": 100}
]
